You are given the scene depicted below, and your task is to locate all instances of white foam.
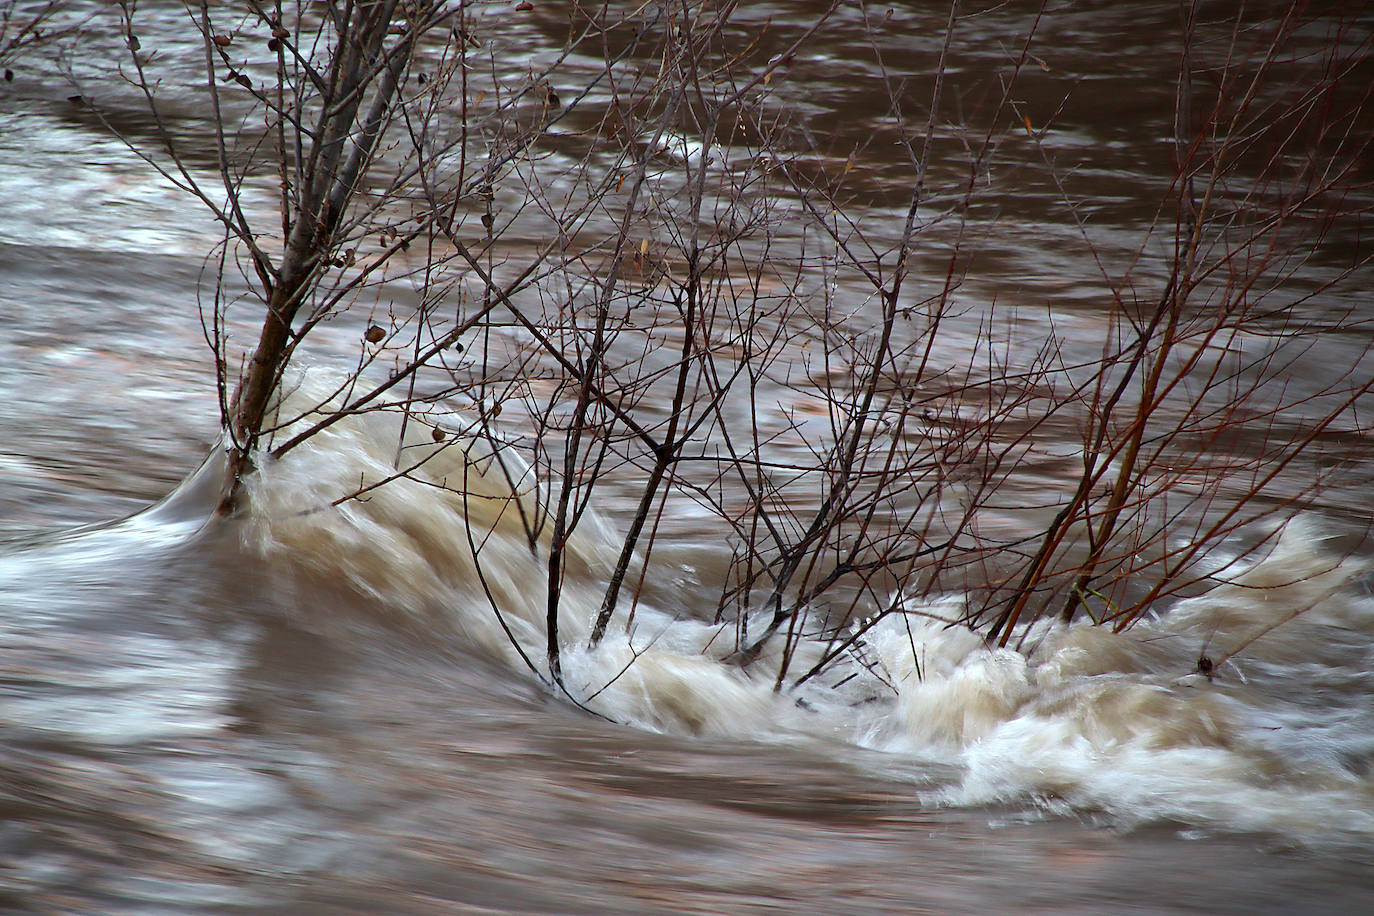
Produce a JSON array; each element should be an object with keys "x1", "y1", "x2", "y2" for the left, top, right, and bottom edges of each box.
[{"x1": 241, "y1": 369, "x2": 1374, "y2": 847}]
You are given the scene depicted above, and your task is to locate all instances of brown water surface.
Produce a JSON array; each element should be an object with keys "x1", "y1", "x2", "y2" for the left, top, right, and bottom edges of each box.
[{"x1": 3, "y1": 2, "x2": 1373, "y2": 913}]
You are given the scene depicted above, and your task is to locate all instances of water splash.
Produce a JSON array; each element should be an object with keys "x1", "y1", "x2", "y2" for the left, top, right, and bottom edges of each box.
[{"x1": 240, "y1": 371, "x2": 1374, "y2": 847}]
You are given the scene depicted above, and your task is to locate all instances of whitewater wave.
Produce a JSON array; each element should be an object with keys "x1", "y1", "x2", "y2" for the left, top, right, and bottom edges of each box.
[{"x1": 238, "y1": 370, "x2": 1374, "y2": 848}]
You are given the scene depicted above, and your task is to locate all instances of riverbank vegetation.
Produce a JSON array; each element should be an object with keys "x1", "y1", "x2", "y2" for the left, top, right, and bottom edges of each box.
[{"x1": 58, "y1": 0, "x2": 1374, "y2": 696}]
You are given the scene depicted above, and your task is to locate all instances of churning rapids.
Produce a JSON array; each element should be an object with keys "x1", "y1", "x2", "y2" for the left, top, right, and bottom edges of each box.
[
  {"x1": 4, "y1": 370, "x2": 1374, "y2": 912},
  {"x1": 4, "y1": 1, "x2": 1374, "y2": 912},
  {"x1": 241, "y1": 372, "x2": 1374, "y2": 846}
]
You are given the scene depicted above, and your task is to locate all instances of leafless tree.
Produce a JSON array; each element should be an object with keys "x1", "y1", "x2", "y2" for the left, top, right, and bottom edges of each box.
[{"x1": 95, "y1": 0, "x2": 1372, "y2": 701}]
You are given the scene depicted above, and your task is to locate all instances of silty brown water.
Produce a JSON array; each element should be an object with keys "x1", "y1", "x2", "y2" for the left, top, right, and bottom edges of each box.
[{"x1": 2, "y1": 2, "x2": 1373, "y2": 913}]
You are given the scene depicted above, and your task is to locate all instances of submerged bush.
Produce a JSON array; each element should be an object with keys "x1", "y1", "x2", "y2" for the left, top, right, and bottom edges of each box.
[{"x1": 79, "y1": 0, "x2": 1373, "y2": 699}]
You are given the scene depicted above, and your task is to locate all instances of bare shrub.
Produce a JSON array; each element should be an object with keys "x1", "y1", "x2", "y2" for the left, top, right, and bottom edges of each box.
[{"x1": 94, "y1": 0, "x2": 1372, "y2": 697}]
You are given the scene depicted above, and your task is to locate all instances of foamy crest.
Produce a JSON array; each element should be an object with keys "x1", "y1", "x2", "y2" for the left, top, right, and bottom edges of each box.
[
  {"x1": 238, "y1": 371, "x2": 614, "y2": 664},
  {"x1": 844, "y1": 527, "x2": 1374, "y2": 843},
  {"x1": 239, "y1": 369, "x2": 1374, "y2": 847}
]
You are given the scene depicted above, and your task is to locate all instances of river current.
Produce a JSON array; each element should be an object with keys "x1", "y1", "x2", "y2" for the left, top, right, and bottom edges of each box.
[{"x1": 3, "y1": 2, "x2": 1374, "y2": 913}]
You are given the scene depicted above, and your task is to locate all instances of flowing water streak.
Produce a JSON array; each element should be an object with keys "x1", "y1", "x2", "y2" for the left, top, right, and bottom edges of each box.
[
  {"x1": 4, "y1": 1, "x2": 1374, "y2": 909},
  {"x1": 240, "y1": 371, "x2": 1374, "y2": 849}
]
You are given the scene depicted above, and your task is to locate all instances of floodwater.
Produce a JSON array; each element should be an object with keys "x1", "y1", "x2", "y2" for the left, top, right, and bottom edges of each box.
[{"x1": 3, "y1": 2, "x2": 1374, "y2": 913}]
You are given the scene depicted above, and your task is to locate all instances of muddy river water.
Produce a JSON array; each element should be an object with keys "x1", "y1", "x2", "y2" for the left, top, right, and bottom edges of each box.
[{"x1": 3, "y1": 2, "x2": 1373, "y2": 912}]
